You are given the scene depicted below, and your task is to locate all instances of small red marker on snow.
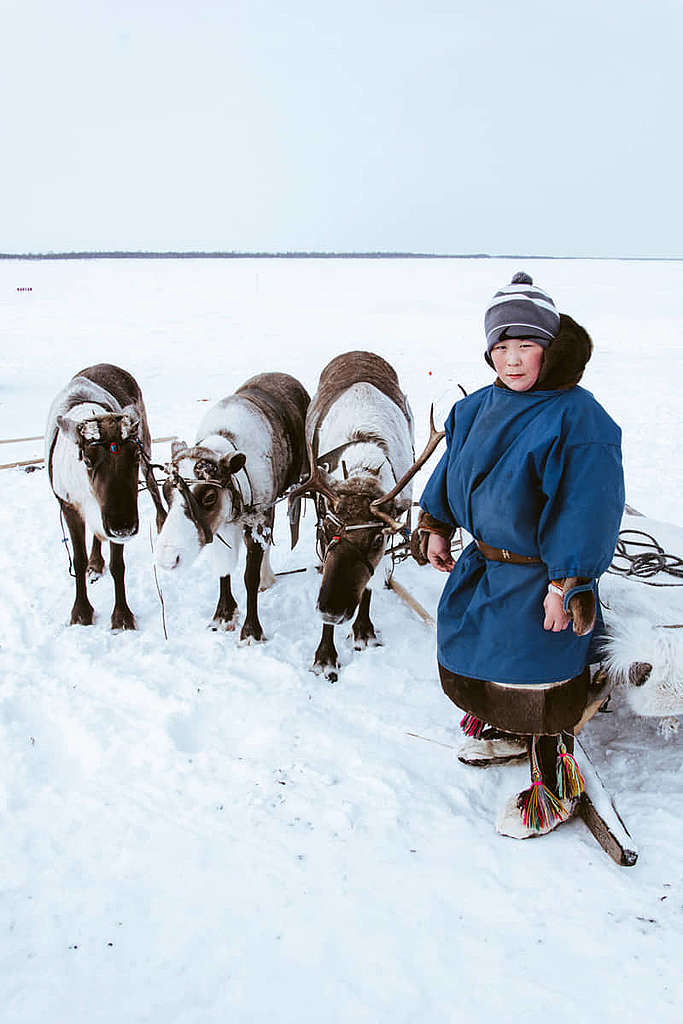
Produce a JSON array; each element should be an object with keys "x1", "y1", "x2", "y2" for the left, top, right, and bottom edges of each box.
[{"x1": 428, "y1": 371, "x2": 432, "y2": 375}]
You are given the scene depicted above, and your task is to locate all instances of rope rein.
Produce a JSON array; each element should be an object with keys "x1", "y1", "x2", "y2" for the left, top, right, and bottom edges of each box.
[{"x1": 59, "y1": 507, "x2": 76, "y2": 578}]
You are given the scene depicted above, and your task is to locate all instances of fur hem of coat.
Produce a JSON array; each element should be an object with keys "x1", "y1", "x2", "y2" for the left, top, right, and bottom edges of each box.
[{"x1": 438, "y1": 663, "x2": 590, "y2": 735}]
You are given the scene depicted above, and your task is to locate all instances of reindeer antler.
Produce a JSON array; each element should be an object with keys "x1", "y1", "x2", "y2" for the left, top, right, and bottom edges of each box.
[
  {"x1": 288, "y1": 440, "x2": 338, "y2": 509},
  {"x1": 369, "y1": 403, "x2": 448, "y2": 530}
]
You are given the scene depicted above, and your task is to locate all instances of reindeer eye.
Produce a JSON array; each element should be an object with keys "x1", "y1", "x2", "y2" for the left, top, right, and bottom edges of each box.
[
  {"x1": 201, "y1": 489, "x2": 218, "y2": 508},
  {"x1": 372, "y1": 534, "x2": 385, "y2": 549}
]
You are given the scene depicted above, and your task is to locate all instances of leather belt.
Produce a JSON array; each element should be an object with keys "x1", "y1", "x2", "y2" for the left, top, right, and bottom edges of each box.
[{"x1": 475, "y1": 540, "x2": 542, "y2": 565}]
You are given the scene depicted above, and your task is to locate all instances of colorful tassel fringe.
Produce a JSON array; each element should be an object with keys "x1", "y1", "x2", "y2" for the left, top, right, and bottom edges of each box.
[
  {"x1": 520, "y1": 736, "x2": 568, "y2": 831},
  {"x1": 556, "y1": 741, "x2": 585, "y2": 800},
  {"x1": 520, "y1": 779, "x2": 567, "y2": 831},
  {"x1": 460, "y1": 714, "x2": 485, "y2": 738}
]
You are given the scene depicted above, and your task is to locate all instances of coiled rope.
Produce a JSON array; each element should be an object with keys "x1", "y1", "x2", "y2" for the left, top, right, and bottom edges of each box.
[{"x1": 608, "y1": 529, "x2": 683, "y2": 587}]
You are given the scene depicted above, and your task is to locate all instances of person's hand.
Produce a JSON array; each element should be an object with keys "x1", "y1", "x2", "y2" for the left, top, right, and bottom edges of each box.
[
  {"x1": 427, "y1": 533, "x2": 455, "y2": 572},
  {"x1": 543, "y1": 590, "x2": 571, "y2": 631}
]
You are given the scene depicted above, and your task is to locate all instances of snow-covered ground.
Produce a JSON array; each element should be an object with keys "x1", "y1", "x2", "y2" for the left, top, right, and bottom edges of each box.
[{"x1": 2, "y1": 257, "x2": 682, "y2": 1023}]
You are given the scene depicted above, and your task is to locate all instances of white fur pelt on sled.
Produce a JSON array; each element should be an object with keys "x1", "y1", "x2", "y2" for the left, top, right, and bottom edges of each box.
[{"x1": 600, "y1": 511, "x2": 683, "y2": 732}]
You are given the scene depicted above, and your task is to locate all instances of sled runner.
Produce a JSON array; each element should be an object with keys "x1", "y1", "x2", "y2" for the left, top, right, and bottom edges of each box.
[{"x1": 576, "y1": 737, "x2": 638, "y2": 866}]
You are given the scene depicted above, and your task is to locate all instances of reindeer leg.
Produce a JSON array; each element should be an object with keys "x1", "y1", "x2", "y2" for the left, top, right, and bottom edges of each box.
[
  {"x1": 61, "y1": 502, "x2": 94, "y2": 626},
  {"x1": 313, "y1": 624, "x2": 340, "y2": 682},
  {"x1": 240, "y1": 528, "x2": 266, "y2": 643},
  {"x1": 144, "y1": 462, "x2": 167, "y2": 533},
  {"x1": 352, "y1": 588, "x2": 382, "y2": 651},
  {"x1": 211, "y1": 575, "x2": 239, "y2": 631},
  {"x1": 87, "y1": 536, "x2": 105, "y2": 581},
  {"x1": 110, "y1": 542, "x2": 136, "y2": 630}
]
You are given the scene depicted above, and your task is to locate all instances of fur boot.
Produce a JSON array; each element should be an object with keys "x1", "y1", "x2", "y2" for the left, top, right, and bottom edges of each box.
[
  {"x1": 496, "y1": 792, "x2": 577, "y2": 839},
  {"x1": 458, "y1": 728, "x2": 527, "y2": 766}
]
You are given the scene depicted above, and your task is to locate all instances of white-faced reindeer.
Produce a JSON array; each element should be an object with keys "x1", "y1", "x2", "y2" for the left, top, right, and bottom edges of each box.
[
  {"x1": 46, "y1": 363, "x2": 166, "y2": 629},
  {"x1": 596, "y1": 509, "x2": 683, "y2": 737},
  {"x1": 290, "y1": 351, "x2": 443, "y2": 682},
  {"x1": 155, "y1": 372, "x2": 309, "y2": 642}
]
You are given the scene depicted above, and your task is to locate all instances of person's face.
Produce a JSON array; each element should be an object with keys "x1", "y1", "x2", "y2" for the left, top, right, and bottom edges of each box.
[{"x1": 490, "y1": 338, "x2": 545, "y2": 391}]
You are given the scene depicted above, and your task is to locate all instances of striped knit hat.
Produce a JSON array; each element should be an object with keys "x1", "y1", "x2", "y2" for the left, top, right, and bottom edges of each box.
[{"x1": 484, "y1": 272, "x2": 560, "y2": 352}]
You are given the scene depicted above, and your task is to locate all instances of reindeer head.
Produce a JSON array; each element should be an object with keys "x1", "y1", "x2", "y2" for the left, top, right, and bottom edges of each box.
[
  {"x1": 289, "y1": 407, "x2": 446, "y2": 624},
  {"x1": 57, "y1": 407, "x2": 142, "y2": 540},
  {"x1": 314, "y1": 474, "x2": 393, "y2": 623},
  {"x1": 155, "y1": 440, "x2": 247, "y2": 571}
]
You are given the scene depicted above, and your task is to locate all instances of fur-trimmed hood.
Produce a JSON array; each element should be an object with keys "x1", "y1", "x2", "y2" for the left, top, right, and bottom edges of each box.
[{"x1": 485, "y1": 313, "x2": 593, "y2": 391}]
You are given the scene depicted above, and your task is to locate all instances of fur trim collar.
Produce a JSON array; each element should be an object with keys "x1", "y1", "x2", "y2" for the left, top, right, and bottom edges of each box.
[{"x1": 485, "y1": 314, "x2": 593, "y2": 391}]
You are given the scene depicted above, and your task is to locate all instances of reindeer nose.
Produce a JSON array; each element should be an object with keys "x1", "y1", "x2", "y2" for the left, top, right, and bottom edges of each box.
[{"x1": 108, "y1": 524, "x2": 138, "y2": 539}]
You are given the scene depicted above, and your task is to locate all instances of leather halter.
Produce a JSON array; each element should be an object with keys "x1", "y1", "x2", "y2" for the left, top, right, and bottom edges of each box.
[
  {"x1": 319, "y1": 508, "x2": 386, "y2": 578},
  {"x1": 164, "y1": 444, "x2": 247, "y2": 546},
  {"x1": 166, "y1": 463, "x2": 223, "y2": 545}
]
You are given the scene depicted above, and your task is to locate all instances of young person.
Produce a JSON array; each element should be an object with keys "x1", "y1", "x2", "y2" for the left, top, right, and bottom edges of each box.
[{"x1": 419, "y1": 272, "x2": 624, "y2": 838}]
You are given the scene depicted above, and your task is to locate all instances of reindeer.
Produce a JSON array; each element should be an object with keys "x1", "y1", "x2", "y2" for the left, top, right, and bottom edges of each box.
[
  {"x1": 155, "y1": 372, "x2": 309, "y2": 642},
  {"x1": 289, "y1": 351, "x2": 443, "y2": 682},
  {"x1": 46, "y1": 363, "x2": 166, "y2": 629}
]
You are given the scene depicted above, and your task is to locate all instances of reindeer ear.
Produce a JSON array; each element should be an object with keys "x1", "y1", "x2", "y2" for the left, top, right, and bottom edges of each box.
[
  {"x1": 120, "y1": 405, "x2": 140, "y2": 440},
  {"x1": 57, "y1": 414, "x2": 84, "y2": 444},
  {"x1": 171, "y1": 439, "x2": 189, "y2": 460},
  {"x1": 219, "y1": 451, "x2": 247, "y2": 477}
]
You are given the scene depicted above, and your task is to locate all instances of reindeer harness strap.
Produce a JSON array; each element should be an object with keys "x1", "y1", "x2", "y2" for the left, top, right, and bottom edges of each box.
[{"x1": 319, "y1": 509, "x2": 385, "y2": 578}]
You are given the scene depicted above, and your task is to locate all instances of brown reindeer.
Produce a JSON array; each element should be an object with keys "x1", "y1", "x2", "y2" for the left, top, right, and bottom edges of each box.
[
  {"x1": 290, "y1": 351, "x2": 443, "y2": 681},
  {"x1": 46, "y1": 363, "x2": 166, "y2": 629}
]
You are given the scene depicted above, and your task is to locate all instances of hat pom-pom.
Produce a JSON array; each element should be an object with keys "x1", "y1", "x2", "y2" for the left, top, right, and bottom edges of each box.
[{"x1": 511, "y1": 271, "x2": 533, "y2": 285}]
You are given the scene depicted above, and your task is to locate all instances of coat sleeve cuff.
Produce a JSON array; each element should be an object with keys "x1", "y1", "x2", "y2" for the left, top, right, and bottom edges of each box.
[{"x1": 417, "y1": 509, "x2": 456, "y2": 539}]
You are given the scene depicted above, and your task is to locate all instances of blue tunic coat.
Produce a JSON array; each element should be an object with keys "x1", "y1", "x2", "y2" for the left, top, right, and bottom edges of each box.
[{"x1": 420, "y1": 383, "x2": 624, "y2": 686}]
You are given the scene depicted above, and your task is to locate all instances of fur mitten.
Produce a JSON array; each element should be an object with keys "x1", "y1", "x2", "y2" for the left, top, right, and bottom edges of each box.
[
  {"x1": 562, "y1": 576, "x2": 596, "y2": 636},
  {"x1": 412, "y1": 509, "x2": 455, "y2": 565}
]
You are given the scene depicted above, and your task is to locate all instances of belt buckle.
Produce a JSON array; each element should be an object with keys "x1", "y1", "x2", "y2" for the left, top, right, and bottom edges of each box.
[{"x1": 501, "y1": 548, "x2": 511, "y2": 561}]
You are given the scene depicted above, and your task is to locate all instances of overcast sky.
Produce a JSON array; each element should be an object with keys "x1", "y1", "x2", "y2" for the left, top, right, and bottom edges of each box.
[{"x1": 3, "y1": 0, "x2": 682, "y2": 257}]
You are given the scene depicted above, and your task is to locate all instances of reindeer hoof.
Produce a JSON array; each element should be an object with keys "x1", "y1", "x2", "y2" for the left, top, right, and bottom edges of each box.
[
  {"x1": 312, "y1": 660, "x2": 339, "y2": 682},
  {"x1": 111, "y1": 608, "x2": 136, "y2": 631},
  {"x1": 352, "y1": 622, "x2": 385, "y2": 647},
  {"x1": 352, "y1": 633, "x2": 382, "y2": 651},
  {"x1": 70, "y1": 603, "x2": 94, "y2": 626},
  {"x1": 239, "y1": 623, "x2": 265, "y2": 644},
  {"x1": 239, "y1": 635, "x2": 267, "y2": 647},
  {"x1": 209, "y1": 615, "x2": 239, "y2": 632}
]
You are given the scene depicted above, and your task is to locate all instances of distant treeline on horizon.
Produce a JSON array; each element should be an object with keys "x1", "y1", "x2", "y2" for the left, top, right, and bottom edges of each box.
[
  {"x1": 1, "y1": 250, "x2": 491, "y2": 261},
  {"x1": 0, "y1": 251, "x2": 679, "y2": 261}
]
